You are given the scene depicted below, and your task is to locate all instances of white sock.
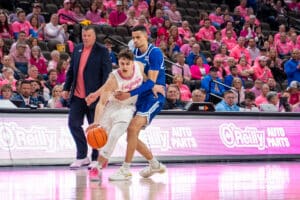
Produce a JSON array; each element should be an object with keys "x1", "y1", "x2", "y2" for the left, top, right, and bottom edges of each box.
[
  {"x1": 149, "y1": 158, "x2": 159, "y2": 168},
  {"x1": 122, "y1": 162, "x2": 131, "y2": 170}
]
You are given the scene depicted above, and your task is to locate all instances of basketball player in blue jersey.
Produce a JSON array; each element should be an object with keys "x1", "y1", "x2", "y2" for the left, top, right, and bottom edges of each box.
[{"x1": 109, "y1": 25, "x2": 167, "y2": 181}]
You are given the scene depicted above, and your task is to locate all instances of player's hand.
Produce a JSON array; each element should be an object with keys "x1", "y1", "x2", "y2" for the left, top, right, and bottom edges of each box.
[
  {"x1": 62, "y1": 91, "x2": 70, "y2": 99},
  {"x1": 86, "y1": 92, "x2": 98, "y2": 106},
  {"x1": 152, "y1": 85, "x2": 165, "y2": 97},
  {"x1": 114, "y1": 91, "x2": 130, "y2": 100},
  {"x1": 86, "y1": 123, "x2": 99, "y2": 133}
]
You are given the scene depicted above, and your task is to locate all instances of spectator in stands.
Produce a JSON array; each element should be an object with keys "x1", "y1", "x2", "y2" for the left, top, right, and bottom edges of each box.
[
  {"x1": 190, "y1": 56, "x2": 210, "y2": 80},
  {"x1": 136, "y1": 15, "x2": 151, "y2": 35},
  {"x1": 29, "y1": 15, "x2": 45, "y2": 40},
  {"x1": 259, "y1": 91, "x2": 279, "y2": 112},
  {"x1": 230, "y1": 37, "x2": 251, "y2": 64},
  {"x1": 8, "y1": 8, "x2": 22, "y2": 24},
  {"x1": 178, "y1": 21, "x2": 192, "y2": 43},
  {"x1": 44, "y1": 69, "x2": 58, "y2": 95},
  {"x1": 239, "y1": 91, "x2": 259, "y2": 112},
  {"x1": 44, "y1": 14, "x2": 67, "y2": 44},
  {"x1": 267, "y1": 77, "x2": 281, "y2": 92},
  {"x1": 214, "y1": 45, "x2": 230, "y2": 69},
  {"x1": 221, "y1": 21, "x2": 237, "y2": 40},
  {"x1": 236, "y1": 56, "x2": 254, "y2": 81},
  {"x1": 186, "y1": 43, "x2": 208, "y2": 66},
  {"x1": 99, "y1": 11, "x2": 110, "y2": 25},
  {"x1": 73, "y1": 3, "x2": 86, "y2": 22},
  {"x1": 191, "y1": 89, "x2": 207, "y2": 103},
  {"x1": 287, "y1": 0, "x2": 300, "y2": 12},
  {"x1": 164, "y1": 2, "x2": 182, "y2": 25},
  {"x1": 235, "y1": 0, "x2": 248, "y2": 18},
  {"x1": 247, "y1": 38, "x2": 260, "y2": 64},
  {"x1": 171, "y1": 52, "x2": 191, "y2": 81},
  {"x1": 10, "y1": 31, "x2": 31, "y2": 61},
  {"x1": 231, "y1": 77, "x2": 245, "y2": 104},
  {"x1": 215, "y1": 90, "x2": 240, "y2": 112},
  {"x1": 163, "y1": 84, "x2": 185, "y2": 110},
  {"x1": 47, "y1": 84, "x2": 68, "y2": 108},
  {"x1": 104, "y1": 39, "x2": 118, "y2": 69},
  {"x1": 58, "y1": 0, "x2": 76, "y2": 25},
  {"x1": 0, "y1": 11, "x2": 12, "y2": 39},
  {"x1": 26, "y1": 65, "x2": 40, "y2": 81},
  {"x1": 201, "y1": 67, "x2": 225, "y2": 103},
  {"x1": 10, "y1": 80, "x2": 38, "y2": 108},
  {"x1": 287, "y1": 80, "x2": 300, "y2": 106},
  {"x1": 1, "y1": 55, "x2": 24, "y2": 80},
  {"x1": 104, "y1": 0, "x2": 117, "y2": 11},
  {"x1": 0, "y1": 67, "x2": 17, "y2": 91},
  {"x1": 129, "y1": 0, "x2": 149, "y2": 18},
  {"x1": 11, "y1": 10, "x2": 33, "y2": 40},
  {"x1": 150, "y1": 9, "x2": 164, "y2": 30},
  {"x1": 222, "y1": 30, "x2": 237, "y2": 51},
  {"x1": 274, "y1": 24, "x2": 287, "y2": 43},
  {"x1": 166, "y1": 35, "x2": 180, "y2": 58},
  {"x1": 224, "y1": 65, "x2": 243, "y2": 90},
  {"x1": 284, "y1": 49, "x2": 300, "y2": 85},
  {"x1": 26, "y1": 2, "x2": 45, "y2": 25},
  {"x1": 253, "y1": 56, "x2": 273, "y2": 83},
  {"x1": 0, "y1": 38, "x2": 8, "y2": 62},
  {"x1": 125, "y1": 8, "x2": 138, "y2": 28},
  {"x1": 213, "y1": 58, "x2": 228, "y2": 79},
  {"x1": 30, "y1": 79, "x2": 47, "y2": 108},
  {"x1": 289, "y1": 32, "x2": 300, "y2": 50},
  {"x1": 109, "y1": 0, "x2": 127, "y2": 27},
  {"x1": 47, "y1": 50, "x2": 60, "y2": 71},
  {"x1": 245, "y1": 10, "x2": 260, "y2": 27},
  {"x1": 29, "y1": 46, "x2": 47, "y2": 77},
  {"x1": 173, "y1": 75, "x2": 192, "y2": 102},
  {"x1": 276, "y1": 32, "x2": 293, "y2": 59},
  {"x1": 0, "y1": 84, "x2": 13, "y2": 100},
  {"x1": 180, "y1": 37, "x2": 196, "y2": 58},
  {"x1": 251, "y1": 78, "x2": 263, "y2": 97},
  {"x1": 209, "y1": 6, "x2": 224, "y2": 29},
  {"x1": 168, "y1": 25, "x2": 182, "y2": 47},
  {"x1": 86, "y1": 1, "x2": 102, "y2": 24},
  {"x1": 255, "y1": 83, "x2": 270, "y2": 106},
  {"x1": 148, "y1": 0, "x2": 158, "y2": 18},
  {"x1": 210, "y1": 31, "x2": 222, "y2": 56},
  {"x1": 11, "y1": 42, "x2": 29, "y2": 75},
  {"x1": 232, "y1": 7, "x2": 245, "y2": 34},
  {"x1": 56, "y1": 59, "x2": 68, "y2": 84},
  {"x1": 255, "y1": 26, "x2": 265, "y2": 49},
  {"x1": 195, "y1": 18, "x2": 217, "y2": 43},
  {"x1": 158, "y1": 0, "x2": 171, "y2": 10}
]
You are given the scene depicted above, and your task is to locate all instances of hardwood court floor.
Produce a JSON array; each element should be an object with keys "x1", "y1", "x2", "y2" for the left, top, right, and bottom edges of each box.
[{"x1": 1, "y1": 162, "x2": 300, "y2": 200}]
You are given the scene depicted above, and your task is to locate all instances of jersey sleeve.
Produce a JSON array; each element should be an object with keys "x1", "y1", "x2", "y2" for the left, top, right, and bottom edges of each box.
[{"x1": 148, "y1": 47, "x2": 164, "y2": 71}]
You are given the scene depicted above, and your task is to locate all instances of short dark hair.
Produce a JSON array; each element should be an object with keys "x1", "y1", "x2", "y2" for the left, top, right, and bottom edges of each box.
[
  {"x1": 244, "y1": 91, "x2": 256, "y2": 101},
  {"x1": 131, "y1": 25, "x2": 147, "y2": 33},
  {"x1": 82, "y1": 25, "x2": 96, "y2": 34},
  {"x1": 118, "y1": 49, "x2": 134, "y2": 60},
  {"x1": 21, "y1": 80, "x2": 32, "y2": 86},
  {"x1": 48, "y1": 69, "x2": 57, "y2": 76},
  {"x1": 223, "y1": 90, "x2": 234, "y2": 97}
]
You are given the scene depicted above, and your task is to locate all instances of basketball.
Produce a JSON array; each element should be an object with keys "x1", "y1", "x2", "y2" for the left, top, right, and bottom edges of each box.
[{"x1": 86, "y1": 127, "x2": 108, "y2": 149}]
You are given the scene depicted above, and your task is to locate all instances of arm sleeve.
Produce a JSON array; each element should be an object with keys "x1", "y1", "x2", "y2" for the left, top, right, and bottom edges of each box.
[{"x1": 129, "y1": 79, "x2": 155, "y2": 96}]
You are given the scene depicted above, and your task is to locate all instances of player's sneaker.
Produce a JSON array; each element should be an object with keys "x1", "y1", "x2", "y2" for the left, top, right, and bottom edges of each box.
[
  {"x1": 109, "y1": 167, "x2": 132, "y2": 181},
  {"x1": 89, "y1": 167, "x2": 102, "y2": 182},
  {"x1": 139, "y1": 163, "x2": 166, "y2": 178},
  {"x1": 69, "y1": 157, "x2": 90, "y2": 170},
  {"x1": 88, "y1": 161, "x2": 98, "y2": 170}
]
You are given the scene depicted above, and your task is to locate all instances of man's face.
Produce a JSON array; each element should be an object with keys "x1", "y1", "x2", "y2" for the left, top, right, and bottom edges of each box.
[
  {"x1": 82, "y1": 29, "x2": 96, "y2": 48},
  {"x1": 192, "y1": 91, "x2": 206, "y2": 103},
  {"x1": 167, "y1": 86, "x2": 179, "y2": 101},
  {"x1": 132, "y1": 30, "x2": 148, "y2": 49},
  {"x1": 18, "y1": 33, "x2": 26, "y2": 41},
  {"x1": 49, "y1": 72, "x2": 58, "y2": 81},
  {"x1": 31, "y1": 81, "x2": 40, "y2": 93},
  {"x1": 21, "y1": 83, "x2": 32, "y2": 98},
  {"x1": 118, "y1": 57, "x2": 134, "y2": 78},
  {"x1": 224, "y1": 93, "x2": 235, "y2": 106}
]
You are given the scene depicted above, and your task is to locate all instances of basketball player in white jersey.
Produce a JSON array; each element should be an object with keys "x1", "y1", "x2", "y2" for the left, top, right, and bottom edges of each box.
[{"x1": 85, "y1": 49, "x2": 145, "y2": 181}]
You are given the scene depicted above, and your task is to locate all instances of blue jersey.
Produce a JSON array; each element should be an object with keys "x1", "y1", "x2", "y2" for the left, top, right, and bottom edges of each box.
[{"x1": 133, "y1": 44, "x2": 165, "y2": 87}]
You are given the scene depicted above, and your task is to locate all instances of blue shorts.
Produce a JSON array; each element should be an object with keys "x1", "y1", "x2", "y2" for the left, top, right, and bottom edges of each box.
[{"x1": 136, "y1": 93, "x2": 165, "y2": 124}]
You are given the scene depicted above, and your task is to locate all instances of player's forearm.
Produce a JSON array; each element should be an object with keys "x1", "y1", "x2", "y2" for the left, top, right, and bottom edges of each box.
[{"x1": 130, "y1": 79, "x2": 155, "y2": 96}]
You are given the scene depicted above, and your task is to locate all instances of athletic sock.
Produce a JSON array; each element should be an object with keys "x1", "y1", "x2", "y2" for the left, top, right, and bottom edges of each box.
[
  {"x1": 149, "y1": 157, "x2": 160, "y2": 168},
  {"x1": 122, "y1": 162, "x2": 131, "y2": 170}
]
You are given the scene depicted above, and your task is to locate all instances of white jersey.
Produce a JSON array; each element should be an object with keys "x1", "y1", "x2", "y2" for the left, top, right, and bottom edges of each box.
[{"x1": 109, "y1": 61, "x2": 143, "y2": 105}]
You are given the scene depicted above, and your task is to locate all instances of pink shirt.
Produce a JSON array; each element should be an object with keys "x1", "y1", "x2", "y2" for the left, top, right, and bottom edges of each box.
[
  {"x1": 150, "y1": 17, "x2": 164, "y2": 27},
  {"x1": 230, "y1": 45, "x2": 251, "y2": 64},
  {"x1": 11, "y1": 21, "x2": 32, "y2": 37},
  {"x1": 190, "y1": 64, "x2": 210, "y2": 80},
  {"x1": 172, "y1": 62, "x2": 191, "y2": 79},
  {"x1": 253, "y1": 65, "x2": 273, "y2": 82},
  {"x1": 276, "y1": 41, "x2": 293, "y2": 55},
  {"x1": 178, "y1": 27, "x2": 192, "y2": 41},
  {"x1": 109, "y1": 10, "x2": 127, "y2": 27},
  {"x1": 214, "y1": 54, "x2": 230, "y2": 68},
  {"x1": 74, "y1": 47, "x2": 92, "y2": 98},
  {"x1": 164, "y1": 10, "x2": 182, "y2": 24},
  {"x1": 221, "y1": 28, "x2": 237, "y2": 39},
  {"x1": 85, "y1": 11, "x2": 102, "y2": 24},
  {"x1": 236, "y1": 5, "x2": 247, "y2": 17},
  {"x1": 195, "y1": 26, "x2": 216, "y2": 42},
  {"x1": 30, "y1": 57, "x2": 48, "y2": 75},
  {"x1": 209, "y1": 13, "x2": 224, "y2": 25},
  {"x1": 255, "y1": 95, "x2": 267, "y2": 106},
  {"x1": 179, "y1": 84, "x2": 192, "y2": 102},
  {"x1": 222, "y1": 37, "x2": 237, "y2": 51},
  {"x1": 180, "y1": 44, "x2": 192, "y2": 57},
  {"x1": 57, "y1": 9, "x2": 75, "y2": 24}
]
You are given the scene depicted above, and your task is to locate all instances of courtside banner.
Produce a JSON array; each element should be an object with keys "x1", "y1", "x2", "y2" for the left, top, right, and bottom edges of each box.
[{"x1": 0, "y1": 113, "x2": 299, "y2": 165}]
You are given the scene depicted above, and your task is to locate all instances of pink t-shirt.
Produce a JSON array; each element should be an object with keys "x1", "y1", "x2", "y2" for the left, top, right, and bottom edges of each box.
[
  {"x1": 11, "y1": 21, "x2": 32, "y2": 36},
  {"x1": 179, "y1": 84, "x2": 192, "y2": 102},
  {"x1": 222, "y1": 37, "x2": 237, "y2": 51},
  {"x1": 209, "y1": 13, "x2": 224, "y2": 25},
  {"x1": 190, "y1": 64, "x2": 210, "y2": 80},
  {"x1": 195, "y1": 26, "x2": 216, "y2": 42},
  {"x1": 57, "y1": 9, "x2": 75, "y2": 24},
  {"x1": 230, "y1": 45, "x2": 251, "y2": 64},
  {"x1": 221, "y1": 28, "x2": 237, "y2": 39},
  {"x1": 255, "y1": 95, "x2": 267, "y2": 106},
  {"x1": 253, "y1": 66, "x2": 273, "y2": 82},
  {"x1": 276, "y1": 41, "x2": 293, "y2": 55}
]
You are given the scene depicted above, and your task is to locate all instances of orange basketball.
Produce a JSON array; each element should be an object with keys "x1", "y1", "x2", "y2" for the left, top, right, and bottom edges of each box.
[{"x1": 86, "y1": 127, "x2": 107, "y2": 149}]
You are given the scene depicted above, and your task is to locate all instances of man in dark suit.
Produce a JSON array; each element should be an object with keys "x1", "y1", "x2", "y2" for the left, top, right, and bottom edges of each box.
[
  {"x1": 10, "y1": 80, "x2": 39, "y2": 108},
  {"x1": 62, "y1": 25, "x2": 112, "y2": 169}
]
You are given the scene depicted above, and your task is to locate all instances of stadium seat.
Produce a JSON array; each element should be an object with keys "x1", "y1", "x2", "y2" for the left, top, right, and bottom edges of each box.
[
  {"x1": 47, "y1": 40, "x2": 61, "y2": 51},
  {"x1": 115, "y1": 26, "x2": 129, "y2": 36},
  {"x1": 45, "y1": 4, "x2": 58, "y2": 15},
  {"x1": 101, "y1": 25, "x2": 115, "y2": 35},
  {"x1": 42, "y1": 51, "x2": 51, "y2": 61},
  {"x1": 189, "y1": 1, "x2": 199, "y2": 9},
  {"x1": 96, "y1": 34, "x2": 107, "y2": 44},
  {"x1": 38, "y1": 41, "x2": 49, "y2": 51},
  {"x1": 177, "y1": 0, "x2": 189, "y2": 9},
  {"x1": 185, "y1": 8, "x2": 198, "y2": 19}
]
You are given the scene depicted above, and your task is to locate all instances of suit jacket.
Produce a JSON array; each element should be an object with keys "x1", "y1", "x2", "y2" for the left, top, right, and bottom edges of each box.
[
  {"x1": 64, "y1": 42, "x2": 112, "y2": 108},
  {"x1": 10, "y1": 94, "x2": 38, "y2": 108}
]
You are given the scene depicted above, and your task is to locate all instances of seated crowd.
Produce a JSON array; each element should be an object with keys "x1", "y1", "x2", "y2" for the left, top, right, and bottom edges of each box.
[{"x1": 0, "y1": 0, "x2": 299, "y2": 112}]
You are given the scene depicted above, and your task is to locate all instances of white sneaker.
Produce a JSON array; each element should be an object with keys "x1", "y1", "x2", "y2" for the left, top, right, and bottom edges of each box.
[
  {"x1": 109, "y1": 167, "x2": 132, "y2": 181},
  {"x1": 89, "y1": 167, "x2": 102, "y2": 182},
  {"x1": 88, "y1": 161, "x2": 98, "y2": 170},
  {"x1": 139, "y1": 163, "x2": 166, "y2": 178},
  {"x1": 69, "y1": 157, "x2": 90, "y2": 169}
]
